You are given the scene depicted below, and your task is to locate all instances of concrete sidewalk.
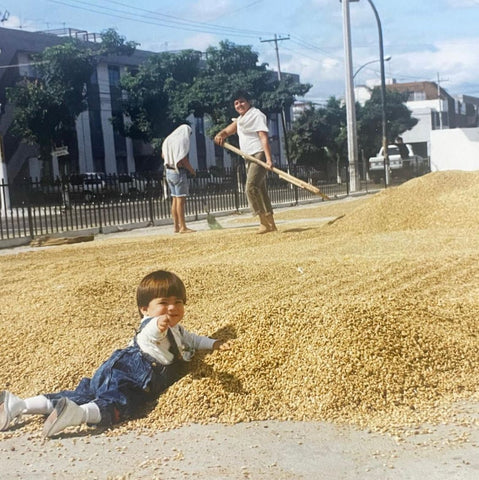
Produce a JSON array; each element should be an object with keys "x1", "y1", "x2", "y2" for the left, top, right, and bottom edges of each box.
[
  {"x1": 1, "y1": 413, "x2": 478, "y2": 479},
  {"x1": 0, "y1": 202, "x2": 339, "y2": 255}
]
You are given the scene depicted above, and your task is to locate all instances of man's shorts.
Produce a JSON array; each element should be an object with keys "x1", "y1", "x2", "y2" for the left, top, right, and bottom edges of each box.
[{"x1": 166, "y1": 168, "x2": 189, "y2": 197}]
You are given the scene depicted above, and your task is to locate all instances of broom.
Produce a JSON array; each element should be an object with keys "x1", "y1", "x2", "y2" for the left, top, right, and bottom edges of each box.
[
  {"x1": 203, "y1": 202, "x2": 223, "y2": 229},
  {"x1": 221, "y1": 142, "x2": 330, "y2": 200}
]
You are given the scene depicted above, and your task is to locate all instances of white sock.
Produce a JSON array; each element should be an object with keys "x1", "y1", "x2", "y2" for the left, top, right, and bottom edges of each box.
[
  {"x1": 80, "y1": 402, "x2": 101, "y2": 424},
  {"x1": 24, "y1": 395, "x2": 53, "y2": 415}
]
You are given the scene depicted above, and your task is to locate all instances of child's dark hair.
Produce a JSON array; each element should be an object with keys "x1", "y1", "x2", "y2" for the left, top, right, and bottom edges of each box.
[
  {"x1": 136, "y1": 270, "x2": 187, "y2": 316},
  {"x1": 231, "y1": 89, "x2": 252, "y2": 103}
]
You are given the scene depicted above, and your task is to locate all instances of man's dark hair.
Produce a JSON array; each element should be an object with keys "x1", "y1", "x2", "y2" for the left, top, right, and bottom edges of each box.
[{"x1": 231, "y1": 89, "x2": 252, "y2": 103}]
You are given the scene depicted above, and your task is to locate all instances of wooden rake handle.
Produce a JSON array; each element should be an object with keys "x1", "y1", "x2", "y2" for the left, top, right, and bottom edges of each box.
[{"x1": 221, "y1": 142, "x2": 329, "y2": 200}]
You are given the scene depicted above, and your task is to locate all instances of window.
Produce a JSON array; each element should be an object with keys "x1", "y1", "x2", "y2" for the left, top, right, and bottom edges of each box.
[
  {"x1": 410, "y1": 91, "x2": 426, "y2": 101},
  {"x1": 108, "y1": 66, "x2": 121, "y2": 87}
]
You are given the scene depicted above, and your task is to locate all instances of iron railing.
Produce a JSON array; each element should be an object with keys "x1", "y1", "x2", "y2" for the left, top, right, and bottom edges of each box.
[{"x1": 0, "y1": 167, "x2": 363, "y2": 245}]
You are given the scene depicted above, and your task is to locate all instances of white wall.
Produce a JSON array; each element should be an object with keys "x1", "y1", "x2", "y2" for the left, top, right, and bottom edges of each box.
[
  {"x1": 76, "y1": 111, "x2": 94, "y2": 172},
  {"x1": 430, "y1": 128, "x2": 479, "y2": 171},
  {"x1": 352, "y1": 89, "x2": 437, "y2": 156},
  {"x1": 401, "y1": 106, "x2": 433, "y2": 146}
]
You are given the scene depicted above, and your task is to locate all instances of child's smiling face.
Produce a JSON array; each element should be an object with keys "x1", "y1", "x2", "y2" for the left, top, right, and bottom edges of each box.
[{"x1": 140, "y1": 296, "x2": 184, "y2": 327}]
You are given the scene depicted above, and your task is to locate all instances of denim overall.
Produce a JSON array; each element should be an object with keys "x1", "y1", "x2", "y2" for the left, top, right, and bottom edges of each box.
[{"x1": 45, "y1": 318, "x2": 185, "y2": 425}]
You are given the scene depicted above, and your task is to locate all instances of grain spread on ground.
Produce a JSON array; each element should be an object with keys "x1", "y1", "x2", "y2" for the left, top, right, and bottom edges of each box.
[{"x1": 0, "y1": 171, "x2": 478, "y2": 438}]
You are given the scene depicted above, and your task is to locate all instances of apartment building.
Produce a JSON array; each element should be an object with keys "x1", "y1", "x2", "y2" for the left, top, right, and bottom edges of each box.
[
  {"x1": 355, "y1": 80, "x2": 479, "y2": 158},
  {"x1": 0, "y1": 27, "x2": 292, "y2": 184}
]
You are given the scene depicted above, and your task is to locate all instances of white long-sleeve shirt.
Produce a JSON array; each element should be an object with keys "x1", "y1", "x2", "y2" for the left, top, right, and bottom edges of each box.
[{"x1": 135, "y1": 317, "x2": 216, "y2": 365}]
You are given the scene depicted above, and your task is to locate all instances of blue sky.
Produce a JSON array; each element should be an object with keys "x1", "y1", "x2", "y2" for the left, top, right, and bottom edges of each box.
[{"x1": 2, "y1": 0, "x2": 479, "y2": 103}]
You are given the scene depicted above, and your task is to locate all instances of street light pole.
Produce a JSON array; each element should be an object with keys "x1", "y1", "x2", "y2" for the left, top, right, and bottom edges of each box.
[
  {"x1": 364, "y1": 0, "x2": 390, "y2": 186},
  {"x1": 341, "y1": 0, "x2": 388, "y2": 189},
  {"x1": 353, "y1": 55, "x2": 391, "y2": 80},
  {"x1": 340, "y1": 0, "x2": 360, "y2": 193}
]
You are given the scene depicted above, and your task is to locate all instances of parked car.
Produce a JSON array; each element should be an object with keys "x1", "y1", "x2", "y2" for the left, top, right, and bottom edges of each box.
[
  {"x1": 17, "y1": 174, "x2": 106, "y2": 205},
  {"x1": 190, "y1": 169, "x2": 236, "y2": 194},
  {"x1": 368, "y1": 144, "x2": 429, "y2": 183},
  {"x1": 21, "y1": 172, "x2": 165, "y2": 206},
  {"x1": 69, "y1": 172, "x2": 107, "y2": 202},
  {"x1": 69, "y1": 172, "x2": 164, "y2": 202},
  {"x1": 112, "y1": 173, "x2": 163, "y2": 199}
]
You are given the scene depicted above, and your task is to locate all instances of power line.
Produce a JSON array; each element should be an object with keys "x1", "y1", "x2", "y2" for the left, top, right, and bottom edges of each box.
[
  {"x1": 289, "y1": 35, "x2": 340, "y2": 58},
  {"x1": 206, "y1": 0, "x2": 265, "y2": 22},
  {"x1": 101, "y1": 0, "x2": 268, "y2": 35},
  {"x1": 48, "y1": 0, "x2": 277, "y2": 39}
]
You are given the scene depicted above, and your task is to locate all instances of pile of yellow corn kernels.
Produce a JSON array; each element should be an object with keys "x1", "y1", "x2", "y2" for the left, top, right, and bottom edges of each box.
[{"x1": 1, "y1": 170, "x2": 477, "y2": 437}]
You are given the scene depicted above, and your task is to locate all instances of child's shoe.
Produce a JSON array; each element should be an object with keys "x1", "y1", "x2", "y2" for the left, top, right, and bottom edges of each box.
[
  {"x1": 0, "y1": 390, "x2": 26, "y2": 430},
  {"x1": 42, "y1": 397, "x2": 85, "y2": 438}
]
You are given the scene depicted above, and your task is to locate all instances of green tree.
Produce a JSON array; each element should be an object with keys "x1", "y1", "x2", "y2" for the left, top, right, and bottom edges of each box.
[
  {"x1": 357, "y1": 88, "x2": 418, "y2": 160},
  {"x1": 97, "y1": 29, "x2": 138, "y2": 57},
  {"x1": 113, "y1": 50, "x2": 202, "y2": 151},
  {"x1": 288, "y1": 90, "x2": 418, "y2": 174},
  {"x1": 288, "y1": 97, "x2": 347, "y2": 172},
  {"x1": 6, "y1": 29, "x2": 137, "y2": 170},
  {"x1": 183, "y1": 40, "x2": 311, "y2": 135},
  {"x1": 114, "y1": 39, "x2": 310, "y2": 163}
]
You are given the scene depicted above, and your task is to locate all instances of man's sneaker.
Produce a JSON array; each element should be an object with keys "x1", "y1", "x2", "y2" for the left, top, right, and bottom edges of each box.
[
  {"x1": 42, "y1": 397, "x2": 85, "y2": 438},
  {"x1": 0, "y1": 390, "x2": 26, "y2": 430}
]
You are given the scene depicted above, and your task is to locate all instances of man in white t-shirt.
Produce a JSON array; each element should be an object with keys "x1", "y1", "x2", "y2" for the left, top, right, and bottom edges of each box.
[
  {"x1": 162, "y1": 125, "x2": 197, "y2": 233},
  {"x1": 214, "y1": 91, "x2": 277, "y2": 234}
]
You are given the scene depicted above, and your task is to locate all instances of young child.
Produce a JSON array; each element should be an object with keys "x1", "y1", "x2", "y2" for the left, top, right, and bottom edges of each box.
[{"x1": 0, "y1": 270, "x2": 231, "y2": 438}]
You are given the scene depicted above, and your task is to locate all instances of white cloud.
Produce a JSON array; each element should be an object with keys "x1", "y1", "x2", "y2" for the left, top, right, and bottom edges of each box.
[
  {"x1": 278, "y1": 32, "x2": 479, "y2": 102},
  {"x1": 446, "y1": 0, "x2": 479, "y2": 6},
  {"x1": 140, "y1": 32, "x2": 218, "y2": 53},
  {"x1": 280, "y1": 50, "x2": 345, "y2": 102},
  {"x1": 321, "y1": 57, "x2": 342, "y2": 73},
  {"x1": 178, "y1": 33, "x2": 219, "y2": 52},
  {"x1": 311, "y1": 0, "x2": 334, "y2": 6},
  {"x1": 398, "y1": 38, "x2": 479, "y2": 94},
  {"x1": 188, "y1": 0, "x2": 233, "y2": 21}
]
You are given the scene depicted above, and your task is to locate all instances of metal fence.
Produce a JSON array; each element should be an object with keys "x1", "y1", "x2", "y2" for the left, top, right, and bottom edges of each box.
[{"x1": 0, "y1": 167, "x2": 361, "y2": 245}]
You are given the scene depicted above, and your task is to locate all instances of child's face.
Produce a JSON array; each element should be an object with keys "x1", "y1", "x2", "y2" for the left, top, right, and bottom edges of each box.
[{"x1": 140, "y1": 296, "x2": 185, "y2": 327}]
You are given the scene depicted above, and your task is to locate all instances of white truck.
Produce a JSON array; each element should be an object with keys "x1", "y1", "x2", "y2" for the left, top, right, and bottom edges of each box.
[{"x1": 368, "y1": 144, "x2": 429, "y2": 183}]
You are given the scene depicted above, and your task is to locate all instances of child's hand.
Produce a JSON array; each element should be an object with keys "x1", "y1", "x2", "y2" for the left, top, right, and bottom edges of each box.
[
  {"x1": 156, "y1": 315, "x2": 170, "y2": 332},
  {"x1": 212, "y1": 339, "x2": 233, "y2": 351}
]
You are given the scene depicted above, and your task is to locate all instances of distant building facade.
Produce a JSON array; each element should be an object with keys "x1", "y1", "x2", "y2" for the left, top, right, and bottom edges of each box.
[
  {"x1": 355, "y1": 80, "x2": 479, "y2": 158},
  {"x1": 0, "y1": 27, "x2": 151, "y2": 182},
  {"x1": 0, "y1": 27, "x2": 294, "y2": 184}
]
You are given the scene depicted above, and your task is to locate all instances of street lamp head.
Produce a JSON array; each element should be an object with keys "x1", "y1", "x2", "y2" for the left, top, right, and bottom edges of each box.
[{"x1": 353, "y1": 55, "x2": 391, "y2": 79}]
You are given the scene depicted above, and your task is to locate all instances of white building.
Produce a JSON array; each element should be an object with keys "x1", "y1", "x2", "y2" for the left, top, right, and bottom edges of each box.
[{"x1": 355, "y1": 80, "x2": 479, "y2": 159}]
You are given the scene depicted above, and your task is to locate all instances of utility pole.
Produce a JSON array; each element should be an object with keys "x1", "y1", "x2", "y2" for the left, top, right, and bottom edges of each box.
[
  {"x1": 260, "y1": 34, "x2": 291, "y2": 169},
  {"x1": 436, "y1": 72, "x2": 448, "y2": 130},
  {"x1": 0, "y1": 133, "x2": 10, "y2": 213},
  {"x1": 260, "y1": 34, "x2": 290, "y2": 82}
]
